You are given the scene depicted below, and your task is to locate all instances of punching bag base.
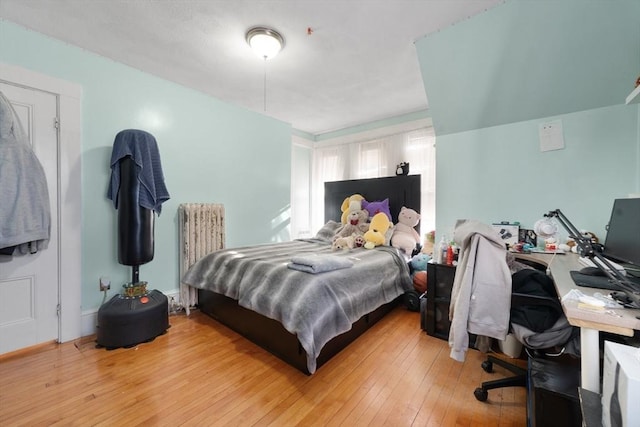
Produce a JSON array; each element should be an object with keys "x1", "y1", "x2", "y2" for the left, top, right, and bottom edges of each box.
[{"x1": 96, "y1": 289, "x2": 169, "y2": 349}]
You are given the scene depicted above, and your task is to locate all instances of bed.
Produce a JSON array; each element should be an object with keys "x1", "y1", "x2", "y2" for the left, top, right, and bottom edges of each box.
[{"x1": 181, "y1": 174, "x2": 421, "y2": 374}]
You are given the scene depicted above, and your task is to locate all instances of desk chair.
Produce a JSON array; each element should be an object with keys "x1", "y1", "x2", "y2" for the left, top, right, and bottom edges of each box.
[{"x1": 474, "y1": 260, "x2": 579, "y2": 402}]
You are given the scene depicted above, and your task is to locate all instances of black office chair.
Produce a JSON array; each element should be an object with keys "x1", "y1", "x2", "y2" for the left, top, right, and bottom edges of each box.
[{"x1": 473, "y1": 259, "x2": 580, "y2": 402}]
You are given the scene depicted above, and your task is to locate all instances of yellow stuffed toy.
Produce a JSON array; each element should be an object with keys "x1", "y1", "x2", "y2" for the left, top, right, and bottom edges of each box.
[
  {"x1": 363, "y1": 212, "x2": 391, "y2": 249},
  {"x1": 341, "y1": 194, "x2": 365, "y2": 224}
]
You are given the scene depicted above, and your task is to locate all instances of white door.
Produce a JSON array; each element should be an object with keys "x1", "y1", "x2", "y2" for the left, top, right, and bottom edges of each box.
[{"x1": 0, "y1": 82, "x2": 60, "y2": 354}]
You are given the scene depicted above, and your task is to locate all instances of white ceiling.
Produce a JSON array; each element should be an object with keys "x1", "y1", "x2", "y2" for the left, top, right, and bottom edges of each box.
[{"x1": 0, "y1": 0, "x2": 503, "y2": 136}]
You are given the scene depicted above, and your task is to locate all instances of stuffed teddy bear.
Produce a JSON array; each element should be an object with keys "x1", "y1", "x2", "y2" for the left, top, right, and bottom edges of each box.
[
  {"x1": 353, "y1": 234, "x2": 365, "y2": 248},
  {"x1": 332, "y1": 233, "x2": 365, "y2": 251},
  {"x1": 559, "y1": 231, "x2": 599, "y2": 253},
  {"x1": 391, "y1": 206, "x2": 421, "y2": 257},
  {"x1": 332, "y1": 234, "x2": 355, "y2": 251},
  {"x1": 334, "y1": 201, "x2": 369, "y2": 240},
  {"x1": 363, "y1": 212, "x2": 391, "y2": 249},
  {"x1": 340, "y1": 194, "x2": 365, "y2": 224}
]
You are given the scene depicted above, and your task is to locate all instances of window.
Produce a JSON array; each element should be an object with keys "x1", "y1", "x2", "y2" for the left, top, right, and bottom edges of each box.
[{"x1": 311, "y1": 124, "x2": 436, "y2": 237}]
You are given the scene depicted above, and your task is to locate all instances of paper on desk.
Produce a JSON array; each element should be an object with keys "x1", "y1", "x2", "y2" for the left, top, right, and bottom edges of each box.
[
  {"x1": 529, "y1": 248, "x2": 565, "y2": 254},
  {"x1": 562, "y1": 289, "x2": 621, "y2": 309}
]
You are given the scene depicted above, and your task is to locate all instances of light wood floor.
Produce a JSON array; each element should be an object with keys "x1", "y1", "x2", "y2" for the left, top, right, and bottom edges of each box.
[{"x1": 0, "y1": 308, "x2": 526, "y2": 426}]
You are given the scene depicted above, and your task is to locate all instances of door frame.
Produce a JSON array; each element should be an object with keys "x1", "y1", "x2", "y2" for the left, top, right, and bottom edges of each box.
[{"x1": 0, "y1": 62, "x2": 82, "y2": 343}]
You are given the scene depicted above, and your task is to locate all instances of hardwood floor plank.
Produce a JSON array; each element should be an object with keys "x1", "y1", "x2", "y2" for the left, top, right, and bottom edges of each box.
[
  {"x1": 0, "y1": 308, "x2": 527, "y2": 426},
  {"x1": 318, "y1": 311, "x2": 418, "y2": 426}
]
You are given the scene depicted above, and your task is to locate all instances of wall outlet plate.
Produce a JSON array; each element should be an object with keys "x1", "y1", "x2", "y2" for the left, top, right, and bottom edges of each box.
[{"x1": 99, "y1": 276, "x2": 111, "y2": 291}]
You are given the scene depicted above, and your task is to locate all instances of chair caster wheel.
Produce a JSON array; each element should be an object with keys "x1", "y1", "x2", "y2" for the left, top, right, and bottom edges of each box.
[
  {"x1": 474, "y1": 388, "x2": 488, "y2": 402},
  {"x1": 481, "y1": 360, "x2": 493, "y2": 373}
]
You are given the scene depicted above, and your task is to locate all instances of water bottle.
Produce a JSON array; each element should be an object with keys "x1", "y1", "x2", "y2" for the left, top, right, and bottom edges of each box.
[{"x1": 435, "y1": 235, "x2": 446, "y2": 264}]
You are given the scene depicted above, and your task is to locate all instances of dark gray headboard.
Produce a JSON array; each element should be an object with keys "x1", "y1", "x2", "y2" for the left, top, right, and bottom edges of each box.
[{"x1": 324, "y1": 175, "x2": 421, "y2": 224}]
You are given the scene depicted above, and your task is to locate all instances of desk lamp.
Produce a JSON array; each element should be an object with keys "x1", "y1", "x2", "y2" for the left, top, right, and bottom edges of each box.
[{"x1": 545, "y1": 209, "x2": 640, "y2": 311}]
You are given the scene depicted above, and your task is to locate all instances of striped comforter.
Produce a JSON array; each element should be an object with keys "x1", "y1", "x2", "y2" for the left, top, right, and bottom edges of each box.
[{"x1": 181, "y1": 236, "x2": 412, "y2": 373}]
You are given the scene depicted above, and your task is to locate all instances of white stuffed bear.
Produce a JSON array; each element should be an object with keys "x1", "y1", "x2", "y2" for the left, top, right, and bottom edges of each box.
[
  {"x1": 333, "y1": 201, "x2": 370, "y2": 240},
  {"x1": 332, "y1": 234, "x2": 366, "y2": 251},
  {"x1": 332, "y1": 235, "x2": 354, "y2": 251},
  {"x1": 391, "y1": 206, "x2": 421, "y2": 256}
]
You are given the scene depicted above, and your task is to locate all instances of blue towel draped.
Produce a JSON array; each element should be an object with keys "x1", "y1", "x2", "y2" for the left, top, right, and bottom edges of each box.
[{"x1": 107, "y1": 129, "x2": 170, "y2": 215}]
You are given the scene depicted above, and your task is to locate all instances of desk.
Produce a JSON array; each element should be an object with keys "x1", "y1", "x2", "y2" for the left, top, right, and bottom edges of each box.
[{"x1": 517, "y1": 252, "x2": 640, "y2": 393}]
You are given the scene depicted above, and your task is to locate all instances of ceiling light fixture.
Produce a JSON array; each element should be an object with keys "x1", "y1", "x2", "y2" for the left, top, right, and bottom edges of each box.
[
  {"x1": 246, "y1": 26, "x2": 285, "y2": 60},
  {"x1": 246, "y1": 26, "x2": 285, "y2": 112}
]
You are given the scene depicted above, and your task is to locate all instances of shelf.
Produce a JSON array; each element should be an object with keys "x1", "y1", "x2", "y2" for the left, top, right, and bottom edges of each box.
[{"x1": 626, "y1": 84, "x2": 640, "y2": 105}]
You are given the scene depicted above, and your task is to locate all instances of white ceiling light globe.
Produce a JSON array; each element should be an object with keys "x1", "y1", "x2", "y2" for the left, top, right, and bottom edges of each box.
[{"x1": 246, "y1": 27, "x2": 285, "y2": 60}]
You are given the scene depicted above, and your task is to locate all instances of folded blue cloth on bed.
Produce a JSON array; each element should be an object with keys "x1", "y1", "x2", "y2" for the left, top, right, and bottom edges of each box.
[{"x1": 288, "y1": 254, "x2": 353, "y2": 274}]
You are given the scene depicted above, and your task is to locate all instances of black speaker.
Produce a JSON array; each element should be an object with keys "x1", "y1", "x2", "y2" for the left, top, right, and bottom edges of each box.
[{"x1": 527, "y1": 358, "x2": 582, "y2": 427}]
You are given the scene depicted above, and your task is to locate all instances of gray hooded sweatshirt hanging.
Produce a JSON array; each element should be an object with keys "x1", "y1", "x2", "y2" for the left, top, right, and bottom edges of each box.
[{"x1": 0, "y1": 90, "x2": 51, "y2": 255}]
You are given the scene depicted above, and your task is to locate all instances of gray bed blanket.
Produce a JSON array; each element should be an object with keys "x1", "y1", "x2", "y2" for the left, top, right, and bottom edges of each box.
[{"x1": 181, "y1": 238, "x2": 412, "y2": 373}]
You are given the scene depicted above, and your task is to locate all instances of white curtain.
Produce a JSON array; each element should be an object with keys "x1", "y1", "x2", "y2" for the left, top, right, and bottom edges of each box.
[{"x1": 311, "y1": 126, "x2": 436, "y2": 237}]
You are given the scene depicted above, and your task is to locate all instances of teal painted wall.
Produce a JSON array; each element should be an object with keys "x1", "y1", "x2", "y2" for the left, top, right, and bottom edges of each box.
[
  {"x1": 415, "y1": 0, "x2": 640, "y2": 242},
  {"x1": 416, "y1": 0, "x2": 640, "y2": 136},
  {"x1": 436, "y1": 105, "x2": 639, "y2": 241},
  {"x1": 0, "y1": 21, "x2": 292, "y2": 311}
]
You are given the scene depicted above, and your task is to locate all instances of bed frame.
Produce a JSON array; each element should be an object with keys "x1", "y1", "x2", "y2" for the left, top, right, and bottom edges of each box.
[{"x1": 197, "y1": 174, "x2": 421, "y2": 374}]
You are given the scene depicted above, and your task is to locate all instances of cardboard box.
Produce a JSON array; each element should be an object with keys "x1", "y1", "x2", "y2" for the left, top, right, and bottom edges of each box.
[{"x1": 602, "y1": 341, "x2": 640, "y2": 427}]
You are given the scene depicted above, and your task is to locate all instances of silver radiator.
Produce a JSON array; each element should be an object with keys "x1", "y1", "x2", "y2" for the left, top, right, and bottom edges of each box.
[{"x1": 179, "y1": 203, "x2": 225, "y2": 314}]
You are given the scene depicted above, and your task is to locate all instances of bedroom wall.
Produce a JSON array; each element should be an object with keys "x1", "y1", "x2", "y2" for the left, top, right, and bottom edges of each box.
[
  {"x1": 414, "y1": 0, "x2": 640, "y2": 242},
  {"x1": 0, "y1": 21, "x2": 292, "y2": 313},
  {"x1": 415, "y1": 0, "x2": 640, "y2": 136},
  {"x1": 435, "y1": 105, "x2": 639, "y2": 241}
]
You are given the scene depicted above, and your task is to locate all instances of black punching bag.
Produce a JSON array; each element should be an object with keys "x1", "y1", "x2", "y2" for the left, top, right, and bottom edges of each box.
[
  {"x1": 106, "y1": 128, "x2": 170, "y2": 271},
  {"x1": 97, "y1": 129, "x2": 170, "y2": 350},
  {"x1": 117, "y1": 156, "x2": 154, "y2": 266}
]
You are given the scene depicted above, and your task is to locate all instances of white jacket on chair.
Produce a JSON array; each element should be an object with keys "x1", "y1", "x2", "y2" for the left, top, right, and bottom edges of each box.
[{"x1": 448, "y1": 220, "x2": 511, "y2": 362}]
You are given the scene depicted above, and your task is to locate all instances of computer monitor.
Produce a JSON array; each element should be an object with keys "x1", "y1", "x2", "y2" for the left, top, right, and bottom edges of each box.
[{"x1": 602, "y1": 198, "x2": 640, "y2": 271}]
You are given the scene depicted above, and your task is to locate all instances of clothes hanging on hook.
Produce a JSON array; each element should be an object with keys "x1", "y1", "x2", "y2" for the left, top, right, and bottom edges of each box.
[{"x1": 0, "y1": 90, "x2": 51, "y2": 255}]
